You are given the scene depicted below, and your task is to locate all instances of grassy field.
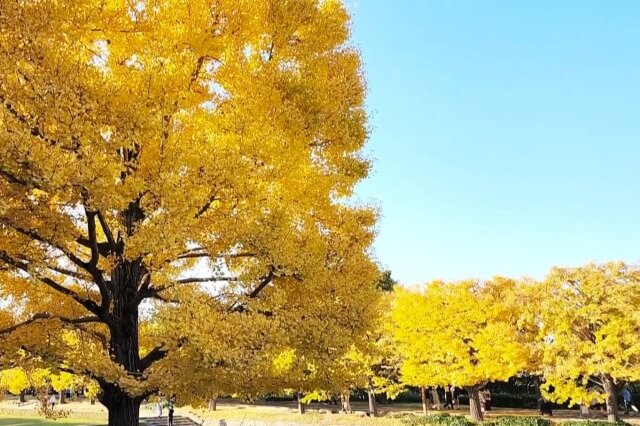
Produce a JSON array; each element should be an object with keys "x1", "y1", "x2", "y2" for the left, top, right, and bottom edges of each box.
[
  {"x1": 1, "y1": 397, "x2": 639, "y2": 426},
  {"x1": 0, "y1": 418, "x2": 102, "y2": 426}
]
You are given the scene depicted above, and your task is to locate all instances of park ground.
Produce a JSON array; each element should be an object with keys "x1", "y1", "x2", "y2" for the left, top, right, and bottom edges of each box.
[{"x1": 1, "y1": 397, "x2": 640, "y2": 426}]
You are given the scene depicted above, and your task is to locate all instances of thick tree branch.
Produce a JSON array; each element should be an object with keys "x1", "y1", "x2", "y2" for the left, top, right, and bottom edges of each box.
[
  {"x1": 76, "y1": 238, "x2": 112, "y2": 257},
  {"x1": 0, "y1": 93, "x2": 81, "y2": 155},
  {"x1": 78, "y1": 205, "x2": 111, "y2": 309},
  {"x1": 96, "y1": 210, "x2": 118, "y2": 254},
  {"x1": 85, "y1": 209, "x2": 100, "y2": 267},
  {"x1": 247, "y1": 268, "x2": 302, "y2": 299},
  {"x1": 0, "y1": 167, "x2": 38, "y2": 188},
  {"x1": 1, "y1": 220, "x2": 88, "y2": 271},
  {"x1": 0, "y1": 251, "x2": 101, "y2": 315},
  {"x1": 139, "y1": 344, "x2": 169, "y2": 372},
  {"x1": 194, "y1": 193, "x2": 219, "y2": 219},
  {"x1": 248, "y1": 269, "x2": 275, "y2": 298},
  {"x1": 45, "y1": 264, "x2": 93, "y2": 281},
  {"x1": 0, "y1": 312, "x2": 100, "y2": 336}
]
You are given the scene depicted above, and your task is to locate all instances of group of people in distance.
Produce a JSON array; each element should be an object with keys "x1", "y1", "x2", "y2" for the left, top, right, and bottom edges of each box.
[
  {"x1": 155, "y1": 395, "x2": 176, "y2": 426},
  {"x1": 432, "y1": 385, "x2": 637, "y2": 418},
  {"x1": 568, "y1": 387, "x2": 637, "y2": 418}
]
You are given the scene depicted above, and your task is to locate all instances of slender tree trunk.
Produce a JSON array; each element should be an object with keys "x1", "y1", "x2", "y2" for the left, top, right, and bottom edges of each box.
[
  {"x1": 603, "y1": 375, "x2": 620, "y2": 423},
  {"x1": 421, "y1": 386, "x2": 429, "y2": 415},
  {"x1": 466, "y1": 386, "x2": 483, "y2": 422},
  {"x1": 19, "y1": 390, "x2": 26, "y2": 403},
  {"x1": 59, "y1": 390, "x2": 66, "y2": 404},
  {"x1": 90, "y1": 397, "x2": 95, "y2": 405},
  {"x1": 367, "y1": 388, "x2": 377, "y2": 417},
  {"x1": 432, "y1": 387, "x2": 442, "y2": 410},
  {"x1": 208, "y1": 395, "x2": 218, "y2": 411},
  {"x1": 451, "y1": 387, "x2": 458, "y2": 410},
  {"x1": 297, "y1": 393, "x2": 305, "y2": 414},
  {"x1": 98, "y1": 260, "x2": 146, "y2": 426}
]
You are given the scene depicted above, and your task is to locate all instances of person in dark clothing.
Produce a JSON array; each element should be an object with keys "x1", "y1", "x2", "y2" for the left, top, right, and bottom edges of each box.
[
  {"x1": 444, "y1": 386, "x2": 454, "y2": 409},
  {"x1": 167, "y1": 395, "x2": 176, "y2": 426},
  {"x1": 539, "y1": 398, "x2": 553, "y2": 416},
  {"x1": 622, "y1": 388, "x2": 632, "y2": 415}
]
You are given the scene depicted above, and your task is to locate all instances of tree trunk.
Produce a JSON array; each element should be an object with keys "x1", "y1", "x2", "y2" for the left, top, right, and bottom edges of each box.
[
  {"x1": 90, "y1": 397, "x2": 95, "y2": 405},
  {"x1": 101, "y1": 384, "x2": 142, "y2": 426},
  {"x1": 19, "y1": 390, "x2": 26, "y2": 403},
  {"x1": 432, "y1": 387, "x2": 442, "y2": 410},
  {"x1": 98, "y1": 260, "x2": 146, "y2": 426},
  {"x1": 421, "y1": 386, "x2": 429, "y2": 415},
  {"x1": 59, "y1": 390, "x2": 66, "y2": 404},
  {"x1": 466, "y1": 386, "x2": 483, "y2": 422},
  {"x1": 208, "y1": 395, "x2": 218, "y2": 411},
  {"x1": 367, "y1": 388, "x2": 377, "y2": 417},
  {"x1": 340, "y1": 390, "x2": 352, "y2": 413},
  {"x1": 603, "y1": 375, "x2": 620, "y2": 423},
  {"x1": 451, "y1": 387, "x2": 458, "y2": 410},
  {"x1": 296, "y1": 393, "x2": 305, "y2": 414}
]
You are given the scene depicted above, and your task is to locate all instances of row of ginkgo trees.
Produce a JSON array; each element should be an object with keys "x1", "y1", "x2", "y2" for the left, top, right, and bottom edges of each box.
[{"x1": 390, "y1": 262, "x2": 640, "y2": 423}]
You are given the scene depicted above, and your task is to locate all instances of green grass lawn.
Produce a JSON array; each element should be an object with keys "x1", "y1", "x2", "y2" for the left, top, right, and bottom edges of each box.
[{"x1": 0, "y1": 419, "x2": 102, "y2": 426}]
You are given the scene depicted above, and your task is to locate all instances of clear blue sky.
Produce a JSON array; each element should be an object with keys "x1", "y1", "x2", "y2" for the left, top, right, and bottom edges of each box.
[{"x1": 348, "y1": 1, "x2": 640, "y2": 285}]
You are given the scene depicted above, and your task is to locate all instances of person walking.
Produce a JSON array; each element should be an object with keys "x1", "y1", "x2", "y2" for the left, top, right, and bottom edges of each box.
[
  {"x1": 483, "y1": 388, "x2": 492, "y2": 412},
  {"x1": 167, "y1": 396, "x2": 176, "y2": 426},
  {"x1": 444, "y1": 386, "x2": 454, "y2": 409},
  {"x1": 622, "y1": 388, "x2": 632, "y2": 415},
  {"x1": 48, "y1": 394, "x2": 57, "y2": 410}
]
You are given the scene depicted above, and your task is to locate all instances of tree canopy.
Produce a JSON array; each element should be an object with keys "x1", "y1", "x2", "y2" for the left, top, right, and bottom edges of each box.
[
  {"x1": 538, "y1": 262, "x2": 640, "y2": 422},
  {"x1": 0, "y1": 1, "x2": 378, "y2": 424},
  {"x1": 392, "y1": 279, "x2": 531, "y2": 422}
]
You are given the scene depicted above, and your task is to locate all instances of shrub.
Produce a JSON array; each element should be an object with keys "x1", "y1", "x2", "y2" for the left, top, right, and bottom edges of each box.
[
  {"x1": 561, "y1": 421, "x2": 630, "y2": 426},
  {"x1": 402, "y1": 413, "x2": 473, "y2": 426},
  {"x1": 490, "y1": 416, "x2": 551, "y2": 426}
]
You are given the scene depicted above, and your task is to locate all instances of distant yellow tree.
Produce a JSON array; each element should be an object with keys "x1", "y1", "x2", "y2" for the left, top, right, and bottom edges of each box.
[
  {"x1": 0, "y1": 368, "x2": 30, "y2": 402},
  {"x1": 0, "y1": 1, "x2": 374, "y2": 425},
  {"x1": 392, "y1": 279, "x2": 530, "y2": 422},
  {"x1": 299, "y1": 291, "x2": 403, "y2": 417},
  {"x1": 539, "y1": 262, "x2": 640, "y2": 422},
  {"x1": 51, "y1": 372, "x2": 75, "y2": 404}
]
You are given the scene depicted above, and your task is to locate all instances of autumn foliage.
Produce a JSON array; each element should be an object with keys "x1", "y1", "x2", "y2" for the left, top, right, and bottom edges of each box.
[
  {"x1": 0, "y1": 1, "x2": 637, "y2": 425},
  {"x1": 0, "y1": 0, "x2": 378, "y2": 425},
  {"x1": 389, "y1": 263, "x2": 640, "y2": 423}
]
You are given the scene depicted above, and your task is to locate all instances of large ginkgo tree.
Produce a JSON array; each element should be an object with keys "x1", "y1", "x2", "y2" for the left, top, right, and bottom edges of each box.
[{"x1": 0, "y1": 1, "x2": 379, "y2": 424}]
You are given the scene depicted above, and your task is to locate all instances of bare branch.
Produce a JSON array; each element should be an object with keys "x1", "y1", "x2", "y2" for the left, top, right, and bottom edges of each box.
[
  {"x1": 176, "y1": 250, "x2": 257, "y2": 260},
  {"x1": 177, "y1": 276, "x2": 238, "y2": 284},
  {"x1": 145, "y1": 292, "x2": 180, "y2": 304},
  {"x1": 248, "y1": 269, "x2": 275, "y2": 299}
]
